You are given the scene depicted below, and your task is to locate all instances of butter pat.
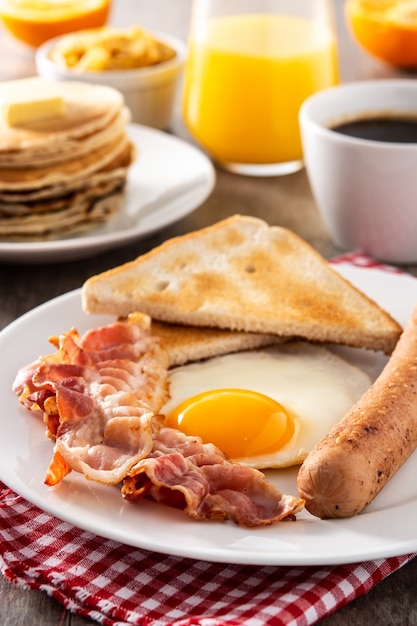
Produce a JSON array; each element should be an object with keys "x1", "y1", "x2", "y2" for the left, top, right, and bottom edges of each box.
[{"x1": 0, "y1": 77, "x2": 66, "y2": 126}]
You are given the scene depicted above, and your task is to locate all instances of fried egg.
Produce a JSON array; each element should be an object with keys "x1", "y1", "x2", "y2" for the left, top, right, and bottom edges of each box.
[{"x1": 162, "y1": 342, "x2": 371, "y2": 469}]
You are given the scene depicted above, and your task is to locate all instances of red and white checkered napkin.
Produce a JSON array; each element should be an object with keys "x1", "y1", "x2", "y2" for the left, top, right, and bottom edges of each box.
[
  {"x1": 0, "y1": 253, "x2": 415, "y2": 626},
  {"x1": 0, "y1": 482, "x2": 414, "y2": 626},
  {"x1": 329, "y1": 252, "x2": 405, "y2": 273}
]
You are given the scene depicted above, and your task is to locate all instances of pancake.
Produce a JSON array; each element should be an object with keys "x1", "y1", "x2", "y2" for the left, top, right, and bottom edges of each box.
[
  {"x1": 0, "y1": 164, "x2": 129, "y2": 202},
  {"x1": 0, "y1": 191, "x2": 125, "y2": 236},
  {"x1": 0, "y1": 108, "x2": 130, "y2": 168},
  {"x1": 0, "y1": 80, "x2": 125, "y2": 150},
  {"x1": 0, "y1": 134, "x2": 132, "y2": 190},
  {"x1": 0, "y1": 173, "x2": 127, "y2": 217},
  {"x1": 0, "y1": 77, "x2": 133, "y2": 236}
]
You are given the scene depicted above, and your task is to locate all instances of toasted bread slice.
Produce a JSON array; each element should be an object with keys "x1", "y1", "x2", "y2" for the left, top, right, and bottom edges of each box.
[
  {"x1": 151, "y1": 321, "x2": 285, "y2": 367},
  {"x1": 82, "y1": 214, "x2": 402, "y2": 354}
]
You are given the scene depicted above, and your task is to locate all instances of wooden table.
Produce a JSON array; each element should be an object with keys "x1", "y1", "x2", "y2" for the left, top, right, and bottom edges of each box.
[{"x1": 0, "y1": 1, "x2": 416, "y2": 624}]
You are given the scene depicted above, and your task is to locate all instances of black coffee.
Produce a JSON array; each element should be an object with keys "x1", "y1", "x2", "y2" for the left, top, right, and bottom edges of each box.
[{"x1": 330, "y1": 116, "x2": 417, "y2": 143}]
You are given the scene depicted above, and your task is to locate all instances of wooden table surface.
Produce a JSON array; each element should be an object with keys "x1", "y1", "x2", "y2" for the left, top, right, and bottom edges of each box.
[{"x1": 0, "y1": 1, "x2": 416, "y2": 624}]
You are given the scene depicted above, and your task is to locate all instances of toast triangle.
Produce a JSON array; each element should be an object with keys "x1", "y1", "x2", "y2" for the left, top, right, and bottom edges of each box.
[
  {"x1": 82, "y1": 214, "x2": 402, "y2": 354},
  {"x1": 150, "y1": 320, "x2": 285, "y2": 367}
]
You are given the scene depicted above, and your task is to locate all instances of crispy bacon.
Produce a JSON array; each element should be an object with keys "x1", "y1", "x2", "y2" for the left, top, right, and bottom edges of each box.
[
  {"x1": 45, "y1": 450, "x2": 72, "y2": 486},
  {"x1": 122, "y1": 426, "x2": 304, "y2": 527},
  {"x1": 13, "y1": 312, "x2": 170, "y2": 486},
  {"x1": 14, "y1": 313, "x2": 305, "y2": 526}
]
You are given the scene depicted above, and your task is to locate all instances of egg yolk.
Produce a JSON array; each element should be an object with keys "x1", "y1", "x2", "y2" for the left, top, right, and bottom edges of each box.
[{"x1": 165, "y1": 388, "x2": 295, "y2": 459}]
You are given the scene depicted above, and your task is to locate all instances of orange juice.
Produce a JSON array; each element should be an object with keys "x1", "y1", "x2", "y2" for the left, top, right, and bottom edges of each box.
[
  {"x1": 183, "y1": 14, "x2": 339, "y2": 165},
  {"x1": 0, "y1": 0, "x2": 111, "y2": 47}
]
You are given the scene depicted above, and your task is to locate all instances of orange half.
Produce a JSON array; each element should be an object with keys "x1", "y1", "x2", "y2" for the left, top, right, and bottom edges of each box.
[
  {"x1": 345, "y1": 0, "x2": 417, "y2": 68},
  {"x1": 0, "y1": 0, "x2": 111, "y2": 47}
]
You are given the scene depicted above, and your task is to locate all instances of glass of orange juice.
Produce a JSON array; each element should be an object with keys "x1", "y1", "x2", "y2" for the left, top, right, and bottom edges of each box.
[
  {"x1": 0, "y1": 0, "x2": 111, "y2": 48},
  {"x1": 182, "y1": 0, "x2": 339, "y2": 176}
]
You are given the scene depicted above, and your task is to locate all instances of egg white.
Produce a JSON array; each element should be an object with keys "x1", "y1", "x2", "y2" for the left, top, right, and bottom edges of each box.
[{"x1": 161, "y1": 341, "x2": 371, "y2": 468}]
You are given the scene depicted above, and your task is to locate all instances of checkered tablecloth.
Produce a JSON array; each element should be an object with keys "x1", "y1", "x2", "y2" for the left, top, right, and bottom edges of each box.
[
  {"x1": 0, "y1": 254, "x2": 416, "y2": 625},
  {"x1": 0, "y1": 481, "x2": 414, "y2": 626}
]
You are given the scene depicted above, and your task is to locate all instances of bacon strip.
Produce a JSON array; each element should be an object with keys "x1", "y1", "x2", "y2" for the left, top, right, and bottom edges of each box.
[
  {"x1": 45, "y1": 450, "x2": 72, "y2": 486},
  {"x1": 122, "y1": 426, "x2": 304, "y2": 527},
  {"x1": 14, "y1": 314, "x2": 304, "y2": 526},
  {"x1": 13, "y1": 312, "x2": 170, "y2": 486}
]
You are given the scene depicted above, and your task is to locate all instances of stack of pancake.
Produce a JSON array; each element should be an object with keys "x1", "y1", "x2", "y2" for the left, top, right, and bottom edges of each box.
[{"x1": 0, "y1": 78, "x2": 134, "y2": 237}]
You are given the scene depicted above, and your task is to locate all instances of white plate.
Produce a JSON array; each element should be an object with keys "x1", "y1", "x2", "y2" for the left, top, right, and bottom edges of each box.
[
  {"x1": 0, "y1": 265, "x2": 416, "y2": 566},
  {"x1": 0, "y1": 124, "x2": 216, "y2": 264}
]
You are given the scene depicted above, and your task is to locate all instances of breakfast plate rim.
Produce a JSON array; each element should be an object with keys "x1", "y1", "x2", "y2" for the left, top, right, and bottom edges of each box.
[
  {"x1": 0, "y1": 264, "x2": 416, "y2": 566},
  {"x1": 0, "y1": 123, "x2": 216, "y2": 263}
]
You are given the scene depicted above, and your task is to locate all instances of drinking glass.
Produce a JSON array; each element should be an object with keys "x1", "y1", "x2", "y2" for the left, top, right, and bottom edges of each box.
[{"x1": 182, "y1": 0, "x2": 339, "y2": 176}]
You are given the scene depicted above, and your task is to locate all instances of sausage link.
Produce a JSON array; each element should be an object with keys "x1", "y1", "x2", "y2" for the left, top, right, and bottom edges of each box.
[{"x1": 297, "y1": 304, "x2": 417, "y2": 519}]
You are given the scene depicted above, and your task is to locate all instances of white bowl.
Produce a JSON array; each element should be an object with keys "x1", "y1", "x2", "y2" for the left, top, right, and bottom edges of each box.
[
  {"x1": 299, "y1": 79, "x2": 417, "y2": 264},
  {"x1": 35, "y1": 31, "x2": 187, "y2": 130}
]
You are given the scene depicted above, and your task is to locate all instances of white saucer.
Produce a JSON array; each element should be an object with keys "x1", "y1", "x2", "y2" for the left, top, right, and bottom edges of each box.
[{"x1": 0, "y1": 124, "x2": 216, "y2": 263}]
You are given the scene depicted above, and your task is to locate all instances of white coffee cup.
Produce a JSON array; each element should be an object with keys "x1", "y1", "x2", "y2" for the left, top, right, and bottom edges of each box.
[{"x1": 299, "y1": 79, "x2": 417, "y2": 264}]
